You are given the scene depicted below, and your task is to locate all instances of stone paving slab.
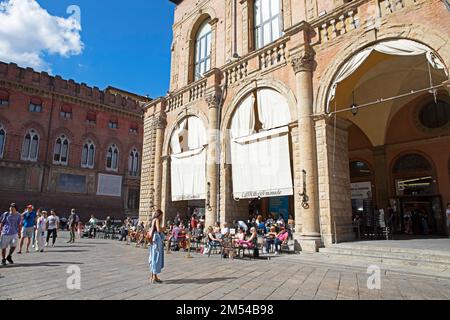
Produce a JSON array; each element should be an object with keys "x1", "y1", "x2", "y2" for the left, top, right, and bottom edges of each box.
[{"x1": 0, "y1": 232, "x2": 449, "y2": 300}]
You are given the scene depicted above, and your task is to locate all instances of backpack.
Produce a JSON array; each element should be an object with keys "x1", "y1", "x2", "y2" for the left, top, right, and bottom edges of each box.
[{"x1": 0, "y1": 211, "x2": 9, "y2": 224}]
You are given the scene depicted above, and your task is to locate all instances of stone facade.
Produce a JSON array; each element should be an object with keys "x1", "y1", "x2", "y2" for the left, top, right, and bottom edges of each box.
[
  {"x1": 140, "y1": 0, "x2": 450, "y2": 250},
  {"x1": 0, "y1": 62, "x2": 146, "y2": 221}
]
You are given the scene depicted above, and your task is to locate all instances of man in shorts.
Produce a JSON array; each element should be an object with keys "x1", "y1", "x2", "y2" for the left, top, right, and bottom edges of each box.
[
  {"x1": 18, "y1": 205, "x2": 36, "y2": 254},
  {"x1": 1, "y1": 203, "x2": 22, "y2": 265}
]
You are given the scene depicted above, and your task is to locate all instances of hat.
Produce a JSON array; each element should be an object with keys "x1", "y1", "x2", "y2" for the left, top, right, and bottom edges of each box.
[
  {"x1": 27, "y1": 204, "x2": 34, "y2": 209},
  {"x1": 9, "y1": 203, "x2": 17, "y2": 209}
]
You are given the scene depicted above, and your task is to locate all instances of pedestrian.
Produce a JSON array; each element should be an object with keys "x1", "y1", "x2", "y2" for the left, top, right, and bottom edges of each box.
[
  {"x1": 148, "y1": 209, "x2": 164, "y2": 284},
  {"x1": 88, "y1": 214, "x2": 98, "y2": 238},
  {"x1": 31, "y1": 208, "x2": 41, "y2": 249},
  {"x1": 67, "y1": 209, "x2": 79, "y2": 244},
  {"x1": 18, "y1": 205, "x2": 36, "y2": 254},
  {"x1": 46, "y1": 210, "x2": 59, "y2": 247},
  {"x1": 1, "y1": 203, "x2": 21, "y2": 265},
  {"x1": 35, "y1": 211, "x2": 47, "y2": 252}
]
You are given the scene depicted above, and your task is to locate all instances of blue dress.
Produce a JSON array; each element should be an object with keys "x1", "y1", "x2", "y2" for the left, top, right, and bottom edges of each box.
[{"x1": 148, "y1": 231, "x2": 164, "y2": 274}]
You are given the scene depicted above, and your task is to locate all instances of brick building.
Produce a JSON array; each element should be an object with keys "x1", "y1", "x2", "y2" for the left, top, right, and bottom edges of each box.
[
  {"x1": 140, "y1": 0, "x2": 450, "y2": 251},
  {"x1": 0, "y1": 62, "x2": 147, "y2": 221}
]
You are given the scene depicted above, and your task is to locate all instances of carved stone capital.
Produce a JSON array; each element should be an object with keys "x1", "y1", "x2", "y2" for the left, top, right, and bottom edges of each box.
[
  {"x1": 205, "y1": 92, "x2": 221, "y2": 109},
  {"x1": 290, "y1": 50, "x2": 315, "y2": 73},
  {"x1": 153, "y1": 114, "x2": 167, "y2": 129}
]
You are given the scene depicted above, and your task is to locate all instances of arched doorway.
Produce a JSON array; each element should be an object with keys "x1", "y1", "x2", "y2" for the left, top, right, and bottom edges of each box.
[
  {"x1": 167, "y1": 115, "x2": 207, "y2": 225},
  {"x1": 390, "y1": 153, "x2": 445, "y2": 235},
  {"x1": 225, "y1": 88, "x2": 294, "y2": 224},
  {"x1": 326, "y1": 38, "x2": 449, "y2": 240}
]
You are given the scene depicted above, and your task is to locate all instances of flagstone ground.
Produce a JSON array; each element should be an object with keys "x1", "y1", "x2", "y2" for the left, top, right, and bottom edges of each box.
[{"x1": 1, "y1": 232, "x2": 449, "y2": 300}]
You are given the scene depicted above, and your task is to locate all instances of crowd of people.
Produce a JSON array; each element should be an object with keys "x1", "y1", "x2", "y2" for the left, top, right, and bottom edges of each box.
[{"x1": 0, "y1": 203, "x2": 82, "y2": 266}]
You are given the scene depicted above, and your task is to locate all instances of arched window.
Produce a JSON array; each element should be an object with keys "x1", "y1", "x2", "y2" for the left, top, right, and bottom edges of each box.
[
  {"x1": 53, "y1": 135, "x2": 69, "y2": 165},
  {"x1": 254, "y1": 0, "x2": 282, "y2": 49},
  {"x1": 194, "y1": 19, "x2": 212, "y2": 81},
  {"x1": 81, "y1": 140, "x2": 95, "y2": 169},
  {"x1": 106, "y1": 144, "x2": 119, "y2": 171},
  {"x1": 0, "y1": 124, "x2": 5, "y2": 158},
  {"x1": 393, "y1": 154, "x2": 432, "y2": 174},
  {"x1": 393, "y1": 153, "x2": 435, "y2": 196},
  {"x1": 128, "y1": 148, "x2": 139, "y2": 176},
  {"x1": 21, "y1": 129, "x2": 39, "y2": 161}
]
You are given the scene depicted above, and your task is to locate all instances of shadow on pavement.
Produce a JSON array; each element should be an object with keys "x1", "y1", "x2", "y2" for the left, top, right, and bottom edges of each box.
[
  {"x1": 45, "y1": 250, "x2": 89, "y2": 253},
  {"x1": 163, "y1": 277, "x2": 237, "y2": 285},
  {"x1": 5, "y1": 261, "x2": 84, "y2": 268}
]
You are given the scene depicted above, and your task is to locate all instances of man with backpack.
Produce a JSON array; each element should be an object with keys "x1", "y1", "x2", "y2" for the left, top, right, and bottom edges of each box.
[
  {"x1": 67, "y1": 209, "x2": 79, "y2": 244},
  {"x1": 1, "y1": 203, "x2": 21, "y2": 265}
]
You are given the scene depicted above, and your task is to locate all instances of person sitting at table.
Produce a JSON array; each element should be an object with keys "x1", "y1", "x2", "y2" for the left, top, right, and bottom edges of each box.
[
  {"x1": 207, "y1": 226, "x2": 222, "y2": 247},
  {"x1": 277, "y1": 215, "x2": 286, "y2": 228},
  {"x1": 266, "y1": 213, "x2": 275, "y2": 227},
  {"x1": 274, "y1": 227, "x2": 289, "y2": 252},
  {"x1": 234, "y1": 228, "x2": 245, "y2": 244},
  {"x1": 235, "y1": 227, "x2": 258, "y2": 248},
  {"x1": 255, "y1": 215, "x2": 267, "y2": 234},
  {"x1": 264, "y1": 226, "x2": 278, "y2": 254},
  {"x1": 213, "y1": 222, "x2": 221, "y2": 234},
  {"x1": 221, "y1": 222, "x2": 230, "y2": 237}
]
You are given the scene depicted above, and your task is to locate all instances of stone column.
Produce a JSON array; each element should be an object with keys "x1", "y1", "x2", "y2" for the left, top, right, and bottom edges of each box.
[
  {"x1": 153, "y1": 113, "x2": 167, "y2": 212},
  {"x1": 291, "y1": 49, "x2": 322, "y2": 252},
  {"x1": 205, "y1": 93, "x2": 220, "y2": 228}
]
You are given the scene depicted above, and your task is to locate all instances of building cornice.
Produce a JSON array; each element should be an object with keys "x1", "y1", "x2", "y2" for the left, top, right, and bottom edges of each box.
[{"x1": 0, "y1": 78, "x2": 143, "y2": 119}]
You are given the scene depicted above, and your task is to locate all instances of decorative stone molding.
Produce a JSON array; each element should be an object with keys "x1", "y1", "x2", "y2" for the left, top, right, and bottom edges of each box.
[
  {"x1": 153, "y1": 114, "x2": 167, "y2": 129},
  {"x1": 290, "y1": 49, "x2": 315, "y2": 73},
  {"x1": 205, "y1": 92, "x2": 221, "y2": 109}
]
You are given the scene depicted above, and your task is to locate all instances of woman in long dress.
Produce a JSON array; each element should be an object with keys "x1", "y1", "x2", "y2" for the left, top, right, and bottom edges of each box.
[{"x1": 148, "y1": 209, "x2": 164, "y2": 283}]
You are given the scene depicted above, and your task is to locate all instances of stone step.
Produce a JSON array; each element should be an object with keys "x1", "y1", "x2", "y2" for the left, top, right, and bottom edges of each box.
[{"x1": 319, "y1": 246, "x2": 450, "y2": 270}]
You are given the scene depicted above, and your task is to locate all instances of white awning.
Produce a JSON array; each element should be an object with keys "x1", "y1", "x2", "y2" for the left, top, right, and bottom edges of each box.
[
  {"x1": 171, "y1": 147, "x2": 206, "y2": 201},
  {"x1": 170, "y1": 116, "x2": 207, "y2": 202},
  {"x1": 230, "y1": 88, "x2": 293, "y2": 199},
  {"x1": 231, "y1": 128, "x2": 293, "y2": 199},
  {"x1": 327, "y1": 39, "x2": 449, "y2": 111}
]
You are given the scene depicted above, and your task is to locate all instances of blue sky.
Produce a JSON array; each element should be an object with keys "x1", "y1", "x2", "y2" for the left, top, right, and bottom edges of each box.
[{"x1": 0, "y1": 0, "x2": 176, "y2": 98}]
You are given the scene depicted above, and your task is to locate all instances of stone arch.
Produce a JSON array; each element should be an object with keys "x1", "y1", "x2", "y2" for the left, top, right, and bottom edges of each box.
[
  {"x1": 185, "y1": 9, "x2": 217, "y2": 83},
  {"x1": 50, "y1": 127, "x2": 75, "y2": 144},
  {"x1": 221, "y1": 78, "x2": 298, "y2": 133},
  {"x1": 80, "y1": 133, "x2": 101, "y2": 169},
  {"x1": 389, "y1": 150, "x2": 437, "y2": 178},
  {"x1": 185, "y1": 8, "x2": 217, "y2": 42},
  {"x1": 20, "y1": 121, "x2": 46, "y2": 139},
  {"x1": 315, "y1": 23, "x2": 450, "y2": 115},
  {"x1": 162, "y1": 108, "x2": 209, "y2": 157}
]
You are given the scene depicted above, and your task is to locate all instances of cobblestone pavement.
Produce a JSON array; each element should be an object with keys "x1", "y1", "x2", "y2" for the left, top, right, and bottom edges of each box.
[{"x1": 1, "y1": 232, "x2": 449, "y2": 300}]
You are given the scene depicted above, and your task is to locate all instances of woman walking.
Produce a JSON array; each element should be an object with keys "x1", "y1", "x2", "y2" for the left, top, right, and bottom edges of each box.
[
  {"x1": 148, "y1": 209, "x2": 164, "y2": 284},
  {"x1": 35, "y1": 211, "x2": 47, "y2": 252}
]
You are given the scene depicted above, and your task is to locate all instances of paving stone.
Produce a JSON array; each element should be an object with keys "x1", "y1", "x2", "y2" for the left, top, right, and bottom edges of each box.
[{"x1": 1, "y1": 231, "x2": 449, "y2": 300}]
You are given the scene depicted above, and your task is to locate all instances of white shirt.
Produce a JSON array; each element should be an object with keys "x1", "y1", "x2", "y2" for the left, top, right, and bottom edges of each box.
[
  {"x1": 446, "y1": 209, "x2": 450, "y2": 219},
  {"x1": 37, "y1": 217, "x2": 46, "y2": 232},
  {"x1": 47, "y1": 215, "x2": 60, "y2": 230},
  {"x1": 221, "y1": 227, "x2": 230, "y2": 235}
]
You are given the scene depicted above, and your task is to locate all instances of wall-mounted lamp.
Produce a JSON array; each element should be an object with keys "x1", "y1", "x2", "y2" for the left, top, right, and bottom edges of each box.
[
  {"x1": 206, "y1": 182, "x2": 212, "y2": 211},
  {"x1": 299, "y1": 170, "x2": 310, "y2": 209},
  {"x1": 350, "y1": 91, "x2": 358, "y2": 116}
]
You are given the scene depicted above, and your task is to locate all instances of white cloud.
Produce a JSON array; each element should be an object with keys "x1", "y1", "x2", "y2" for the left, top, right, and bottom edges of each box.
[{"x1": 0, "y1": 0, "x2": 84, "y2": 72}]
